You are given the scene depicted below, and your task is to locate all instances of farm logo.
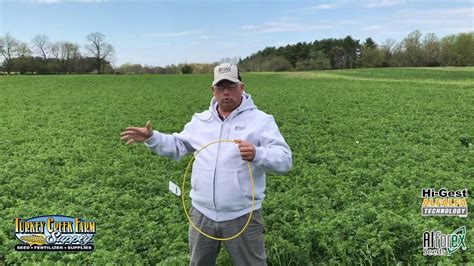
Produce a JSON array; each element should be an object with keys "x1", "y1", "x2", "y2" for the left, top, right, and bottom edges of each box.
[
  {"x1": 14, "y1": 215, "x2": 96, "y2": 251},
  {"x1": 423, "y1": 226, "x2": 467, "y2": 256},
  {"x1": 421, "y1": 188, "x2": 468, "y2": 217},
  {"x1": 218, "y1": 66, "x2": 231, "y2": 73},
  {"x1": 234, "y1": 125, "x2": 246, "y2": 131}
]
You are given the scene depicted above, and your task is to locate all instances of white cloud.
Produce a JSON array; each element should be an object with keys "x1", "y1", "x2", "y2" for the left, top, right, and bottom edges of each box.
[
  {"x1": 411, "y1": 7, "x2": 472, "y2": 17},
  {"x1": 309, "y1": 4, "x2": 335, "y2": 10},
  {"x1": 76, "y1": 0, "x2": 108, "y2": 2},
  {"x1": 366, "y1": 0, "x2": 405, "y2": 8},
  {"x1": 214, "y1": 41, "x2": 239, "y2": 49},
  {"x1": 241, "y1": 18, "x2": 333, "y2": 34},
  {"x1": 23, "y1": 0, "x2": 108, "y2": 3},
  {"x1": 142, "y1": 30, "x2": 201, "y2": 38},
  {"x1": 151, "y1": 42, "x2": 171, "y2": 46},
  {"x1": 26, "y1": 0, "x2": 61, "y2": 3},
  {"x1": 358, "y1": 7, "x2": 472, "y2": 38},
  {"x1": 362, "y1": 25, "x2": 387, "y2": 31},
  {"x1": 339, "y1": 20, "x2": 360, "y2": 25},
  {"x1": 394, "y1": 7, "x2": 473, "y2": 32}
]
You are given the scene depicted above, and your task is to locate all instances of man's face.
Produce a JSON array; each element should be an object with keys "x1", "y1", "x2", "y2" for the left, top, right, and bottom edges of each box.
[{"x1": 212, "y1": 80, "x2": 244, "y2": 112}]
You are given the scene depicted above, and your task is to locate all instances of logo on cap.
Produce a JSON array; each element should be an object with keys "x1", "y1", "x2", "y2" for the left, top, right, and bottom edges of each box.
[{"x1": 218, "y1": 67, "x2": 231, "y2": 74}]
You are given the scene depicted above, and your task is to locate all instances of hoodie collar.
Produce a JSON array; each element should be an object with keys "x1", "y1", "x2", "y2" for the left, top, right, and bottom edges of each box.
[{"x1": 210, "y1": 92, "x2": 256, "y2": 120}]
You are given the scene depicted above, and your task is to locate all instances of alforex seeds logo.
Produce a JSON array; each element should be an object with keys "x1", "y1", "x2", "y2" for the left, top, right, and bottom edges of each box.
[
  {"x1": 421, "y1": 188, "x2": 468, "y2": 217},
  {"x1": 15, "y1": 215, "x2": 96, "y2": 251},
  {"x1": 423, "y1": 226, "x2": 467, "y2": 256}
]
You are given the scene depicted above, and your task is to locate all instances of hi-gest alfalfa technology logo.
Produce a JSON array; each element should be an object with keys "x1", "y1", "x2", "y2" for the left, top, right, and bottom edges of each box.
[
  {"x1": 421, "y1": 188, "x2": 468, "y2": 217},
  {"x1": 14, "y1": 215, "x2": 96, "y2": 251}
]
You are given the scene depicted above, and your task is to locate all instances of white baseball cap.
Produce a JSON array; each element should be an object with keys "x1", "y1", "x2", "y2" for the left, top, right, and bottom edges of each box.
[{"x1": 212, "y1": 63, "x2": 241, "y2": 86}]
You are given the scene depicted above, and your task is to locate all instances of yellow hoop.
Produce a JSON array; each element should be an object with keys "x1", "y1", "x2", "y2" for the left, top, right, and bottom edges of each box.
[{"x1": 181, "y1": 140, "x2": 255, "y2": 241}]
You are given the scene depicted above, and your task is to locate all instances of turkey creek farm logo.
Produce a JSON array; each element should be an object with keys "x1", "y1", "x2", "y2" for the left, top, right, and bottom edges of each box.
[
  {"x1": 423, "y1": 226, "x2": 467, "y2": 256},
  {"x1": 421, "y1": 188, "x2": 468, "y2": 217},
  {"x1": 14, "y1": 215, "x2": 96, "y2": 251}
]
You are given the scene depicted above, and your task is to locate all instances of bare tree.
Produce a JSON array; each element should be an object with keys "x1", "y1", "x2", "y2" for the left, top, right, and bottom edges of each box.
[
  {"x1": 32, "y1": 34, "x2": 50, "y2": 60},
  {"x1": 382, "y1": 38, "x2": 396, "y2": 54},
  {"x1": 403, "y1": 30, "x2": 423, "y2": 66},
  {"x1": 0, "y1": 33, "x2": 19, "y2": 74},
  {"x1": 380, "y1": 38, "x2": 397, "y2": 67},
  {"x1": 50, "y1": 41, "x2": 81, "y2": 73},
  {"x1": 422, "y1": 33, "x2": 441, "y2": 66},
  {"x1": 16, "y1": 42, "x2": 32, "y2": 58},
  {"x1": 85, "y1": 32, "x2": 114, "y2": 74},
  {"x1": 50, "y1": 42, "x2": 62, "y2": 73},
  {"x1": 63, "y1": 42, "x2": 81, "y2": 73},
  {"x1": 13, "y1": 42, "x2": 32, "y2": 74}
]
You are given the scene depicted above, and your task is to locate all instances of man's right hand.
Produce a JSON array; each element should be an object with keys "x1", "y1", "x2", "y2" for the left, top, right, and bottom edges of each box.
[{"x1": 120, "y1": 121, "x2": 153, "y2": 145}]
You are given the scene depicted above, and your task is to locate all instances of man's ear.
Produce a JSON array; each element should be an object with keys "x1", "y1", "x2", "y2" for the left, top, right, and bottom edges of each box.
[{"x1": 211, "y1": 86, "x2": 216, "y2": 96}]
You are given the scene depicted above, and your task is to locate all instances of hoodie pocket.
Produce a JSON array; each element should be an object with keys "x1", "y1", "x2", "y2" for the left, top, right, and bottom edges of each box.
[
  {"x1": 237, "y1": 169, "x2": 252, "y2": 197},
  {"x1": 215, "y1": 169, "x2": 248, "y2": 210},
  {"x1": 238, "y1": 167, "x2": 264, "y2": 201},
  {"x1": 190, "y1": 167, "x2": 215, "y2": 209}
]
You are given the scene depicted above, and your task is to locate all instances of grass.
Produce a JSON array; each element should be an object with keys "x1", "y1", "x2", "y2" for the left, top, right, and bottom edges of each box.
[{"x1": 0, "y1": 67, "x2": 473, "y2": 264}]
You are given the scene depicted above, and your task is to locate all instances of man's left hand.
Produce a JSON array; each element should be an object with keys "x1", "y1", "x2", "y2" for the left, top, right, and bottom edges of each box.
[{"x1": 235, "y1": 140, "x2": 256, "y2": 162}]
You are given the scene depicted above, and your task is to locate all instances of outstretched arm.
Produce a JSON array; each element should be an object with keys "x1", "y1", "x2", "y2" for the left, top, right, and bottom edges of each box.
[
  {"x1": 120, "y1": 120, "x2": 194, "y2": 160},
  {"x1": 120, "y1": 121, "x2": 153, "y2": 145}
]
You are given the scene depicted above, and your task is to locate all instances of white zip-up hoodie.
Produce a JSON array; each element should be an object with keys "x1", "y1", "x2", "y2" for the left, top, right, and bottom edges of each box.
[{"x1": 144, "y1": 92, "x2": 292, "y2": 221}]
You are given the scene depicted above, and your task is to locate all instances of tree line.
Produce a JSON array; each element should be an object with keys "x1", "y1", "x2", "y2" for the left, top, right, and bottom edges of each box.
[
  {"x1": 238, "y1": 30, "x2": 473, "y2": 72},
  {"x1": 0, "y1": 32, "x2": 114, "y2": 74},
  {"x1": 1, "y1": 30, "x2": 472, "y2": 75}
]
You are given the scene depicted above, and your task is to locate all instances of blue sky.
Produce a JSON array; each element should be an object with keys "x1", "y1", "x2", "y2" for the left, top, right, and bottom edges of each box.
[{"x1": 1, "y1": 0, "x2": 472, "y2": 67}]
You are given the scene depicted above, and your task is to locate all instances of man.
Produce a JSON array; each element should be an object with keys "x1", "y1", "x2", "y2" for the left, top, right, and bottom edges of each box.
[{"x1": 120, "y1": 63, "x2": 292, "y2": 265}]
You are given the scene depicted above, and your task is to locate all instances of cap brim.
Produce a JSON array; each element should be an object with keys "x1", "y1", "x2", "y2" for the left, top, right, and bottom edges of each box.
[{"x1": 212, "y1": 77, "x2": 240, "y2": 86}]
